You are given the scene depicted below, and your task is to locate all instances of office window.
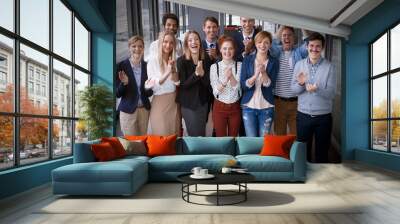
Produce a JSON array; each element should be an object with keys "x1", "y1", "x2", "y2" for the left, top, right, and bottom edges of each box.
[
  {"x1": 370, "y1": 23, "x2": 400, "y2": 153},
  {"x1": 0, "y1": 1, "x2": 91, "y2": 170}
]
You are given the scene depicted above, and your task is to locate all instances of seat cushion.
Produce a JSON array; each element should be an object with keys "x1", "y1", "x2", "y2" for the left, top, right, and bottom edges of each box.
[
  {"x1": 148, "y1": 154, "x2": 235, "y2": 172},
  {"x1": 236, "y1": 155, "x2": 293, "y2": 172},
  {"x1": 52, "y1": 159, "x2": 147, "y2": 183},
  {"x1": 236, "y1": 137, "x2": 263, "y2": 155},
  {"x1": 179, "y1": 137, "x2": 235, "y2": 155}
]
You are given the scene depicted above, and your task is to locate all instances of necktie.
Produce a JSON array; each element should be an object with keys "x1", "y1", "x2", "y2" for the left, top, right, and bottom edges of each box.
[{"x1": 209, "y1": 43, "x2": 215, "y2": 49}]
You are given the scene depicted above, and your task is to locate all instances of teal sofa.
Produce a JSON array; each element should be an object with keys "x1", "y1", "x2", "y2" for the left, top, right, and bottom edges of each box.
[{"x1": 52, "y1": 137, "x2": 306, "y2": 196}]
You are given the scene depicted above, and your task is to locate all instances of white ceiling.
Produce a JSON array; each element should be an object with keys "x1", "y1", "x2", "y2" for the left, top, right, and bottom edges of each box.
[{"x1": 173, "y1": 0, "x2": 384, "y2": 38}]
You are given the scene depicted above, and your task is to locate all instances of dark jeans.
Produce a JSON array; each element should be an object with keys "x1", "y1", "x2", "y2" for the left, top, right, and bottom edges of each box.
[{"x1": 296, "y1": 111, "x2": 332, "y2": 163}]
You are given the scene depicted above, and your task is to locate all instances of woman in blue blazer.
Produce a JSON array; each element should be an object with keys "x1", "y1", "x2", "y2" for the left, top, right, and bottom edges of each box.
[
  {"x1": 116, "y1": 36, "x2": 153, "y2": 136},
  {"x1": 240, "y1": 31, "x2": 279, "y2": 137}
]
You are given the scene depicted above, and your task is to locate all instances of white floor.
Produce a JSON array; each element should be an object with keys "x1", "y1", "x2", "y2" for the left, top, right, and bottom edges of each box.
[{"x1": 1, "y1": 162, "x2": 400, "y2": 224}]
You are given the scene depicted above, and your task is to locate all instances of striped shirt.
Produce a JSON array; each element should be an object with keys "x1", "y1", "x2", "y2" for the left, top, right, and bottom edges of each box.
[{"x1": 275, "y1": 51, "x2": 296, "y2": 98}]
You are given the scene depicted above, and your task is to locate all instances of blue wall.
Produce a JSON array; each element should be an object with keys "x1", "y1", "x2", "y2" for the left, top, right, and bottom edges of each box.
[
  {"x1": 0, "y1": 0, "x2": 116, "y2": 200},
  {"x1": 344, "y1": 0, "x2": 400, "y2": 171}
]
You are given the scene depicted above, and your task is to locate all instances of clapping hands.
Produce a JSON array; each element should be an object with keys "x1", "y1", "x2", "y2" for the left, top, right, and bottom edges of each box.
[
  {"x1": 195, "y1": 61, "x2": 204, "y2": 77},
  {"x1": 118, "y1": 70, "x2": 129, "y2": 85}
]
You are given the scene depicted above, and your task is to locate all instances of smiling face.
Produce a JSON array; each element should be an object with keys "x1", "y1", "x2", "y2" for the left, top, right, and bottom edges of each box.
[
  {"x1": 255, "y1": 37, "x2": 271, "y2": 55},
  {"x1": 307, "y1": 39, "x2": 323, "y2": 62},
  {"x1": 162, "y1": 34, "x2": 175, "y2": 56},
  {"x1": 281, "y1": 28, "x2": 295, "y2": 51},
  {"x1": 203, "y1": 20, "x2": 219, "y2": 41},
  {"x1": 220, "y1": 41, "x2": 235, "y2": 60},
  {"x1": 129, "y1": 40, "x2": 144, "y2": 59},
  {"x1": 240, "y1": 17, "x2": 255, "y2": 35},
  {"x1": 187, "y1": 33, "x2": 200, "y2": 55},
  {"x1": 164, "y1": 18, "x2": 178, "y2": 35}
]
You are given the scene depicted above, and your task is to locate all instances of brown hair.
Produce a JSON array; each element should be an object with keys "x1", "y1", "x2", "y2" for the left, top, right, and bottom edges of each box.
[
  {"x1": 128, "y1": 35, "x2": 144, "y2": 47},
  {"x1": 308, "y1": 32, "x2": 325, "y2": 47},
  {"x1": 162, "y1": 13, "x2": 179, "y2": 27},
  {"x1": 183, "y1": 30, "x2": 205, "y2": 61},
  {"x1": 203, "y1": 16, "x2": 219, "y2": 27},
  {"x1": 254, "y1": 31, "x2": 272, "y2": 44},
  {"x1": 217, "y1": 35, "x2": 236, "y2": 53}
]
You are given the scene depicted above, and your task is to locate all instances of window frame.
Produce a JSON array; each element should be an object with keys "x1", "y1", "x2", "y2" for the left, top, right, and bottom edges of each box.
[
  {"x1": 369, "y1": 19, "x2": 400, "y2": 154},
  {"x1": 0, "y1": 0, "x2": 92, "y2": 171}
]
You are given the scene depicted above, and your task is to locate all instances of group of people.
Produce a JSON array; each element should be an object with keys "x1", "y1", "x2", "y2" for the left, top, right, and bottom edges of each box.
[{"x1": 116, "y1": 13, "x2": 336, "y2": 163}]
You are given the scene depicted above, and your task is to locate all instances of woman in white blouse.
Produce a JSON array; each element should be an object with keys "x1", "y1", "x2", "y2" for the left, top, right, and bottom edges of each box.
[
  {"x1": 145, "y1": 31, "x2": 181, "y2": 135},
  {"x1": 210, "y1": 35, "x2": 242, "y2": 136}
]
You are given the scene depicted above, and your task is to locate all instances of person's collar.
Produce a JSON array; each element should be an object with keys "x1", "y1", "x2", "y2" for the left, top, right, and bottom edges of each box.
[
  {"x1": 242, "y1": 29, "x2": 255, "y2": 40},
  {"x1": 307, "y1": 57, "x2": 323, "y2": 66},
  {"x1": 205, "y1": 38, "x2": 217, "y2": 48}
]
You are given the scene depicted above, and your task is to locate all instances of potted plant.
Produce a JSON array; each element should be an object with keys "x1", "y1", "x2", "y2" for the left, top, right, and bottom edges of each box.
[{"x1": 79, "y1": 84, "x2": 114, "y2": 140}]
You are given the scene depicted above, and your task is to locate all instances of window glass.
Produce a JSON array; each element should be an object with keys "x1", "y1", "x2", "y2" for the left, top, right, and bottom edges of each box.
[
  {"x1": 391, "y1": 24, "x2": 400, "y2": 70},
  {"x1": 0, "y1": 35, "x2": 14, "y2": 113},
  {"x1": 74, "y1": 69, "x2": 89, "y2": 118},
  {"x1": 53, "y1": 119, "x2": 72, "y2": 158},
  {"x1": 53, "y1": 59, "x2": 72, "y2": 117},
  {"x1": 0, "y1": 0, "x2": 14, "y2": 31},
  {"x1": 20, "y1": 44, "x2": 49, "y2": 115},
  {"x1": 20, "y1": 0, "x2": 49, "y2": 49},
  {"x1": 372, "y1": 76, "x2": 387, "y2": 119},
  {"x1": 391, "y1": 72, "x2": 400, "y2": 118},
  {"x1": 53, "y1": 0, "x2": 72, "y2": 60},
  {"x1": 20, "y1": 117, "x2": 49, "y2": 165},
  {"x1": 0, "y1": 116, "x2": 13, "y2": 170},
  {"x1": 372, "y1": 33, "x2": 387, "y2": 76},
  {"x1": 74, "y1": 18, "x2": 89, "y2": 70},
  {"x1": 372, "y1": 121, "x2": 388, "y2": 151}
]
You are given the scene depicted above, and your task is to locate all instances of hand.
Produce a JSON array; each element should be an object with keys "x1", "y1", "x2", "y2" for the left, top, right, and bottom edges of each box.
[
  {"x1": 195, "y1": 61, "x2": 204, "y2": 77},
  {"x1": 243, "y1": 39, "x2": 254, "y2": 54},
  {"x1": 118, "y1": 71, "x2": 129, "y2": 85},
  {"x1": 306, "y1": 83, "x2": 318, "y2": 92},
  {"x1": 261, "y1": 72, "x2": 270, "y2": 84},
  {"x1": 297, "y1": 72, "x2": 307, "y2": 85},
  {"x1": 255, "y1": 63, "x2": 264, "y2": 77},
  {"x1": 224, "y1": 66, "x2": 233, "y2": 80},
  {"x1": 144, "y1": 79, "x2": 156, "y2": 89},
  {"x1": 167, "y1": 59, "x2": 176, "y2": 74},
  {"x1": 207, "y1": 48, "x2": 217, "y2": 59}
]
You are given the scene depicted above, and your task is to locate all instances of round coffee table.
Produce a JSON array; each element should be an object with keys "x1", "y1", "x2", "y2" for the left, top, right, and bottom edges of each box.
[{"x1": 177, "y1": 172, "x2": 255, "y2": 206}]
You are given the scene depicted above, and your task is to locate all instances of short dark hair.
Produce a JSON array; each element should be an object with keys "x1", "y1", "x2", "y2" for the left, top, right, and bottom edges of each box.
[
  {"x1": 162, "y1": 13, "x2": 179, "y2": 27},
  {"x1": 203, "y1": 16, "x2": 219, "y2": 27},
  {"x1": 308, "y1": 32, "x2": 325, "y2": 47}
]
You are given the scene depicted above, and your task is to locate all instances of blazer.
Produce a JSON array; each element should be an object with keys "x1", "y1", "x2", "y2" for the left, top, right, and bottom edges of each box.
[
  {"x1": 176, "y1": 54, "x2": 213, "y2": 110},
  {"x1": 232, "y1": 29, "x2": 259, "y2": 62},
  {"x1": 116, "y1": 58, "x2": 153, "y2": 113},
  {"x1": 240, "y1": 53, "x2": 279, "y2": 105}
]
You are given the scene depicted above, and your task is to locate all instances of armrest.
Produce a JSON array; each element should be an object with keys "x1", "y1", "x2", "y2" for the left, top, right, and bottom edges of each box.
[
  {"x1": 289, "y1": 141, "x2": 307, "y2": 182},
  {"x1": 73, "y1": 140, "x2": 100, "y2": 163}
]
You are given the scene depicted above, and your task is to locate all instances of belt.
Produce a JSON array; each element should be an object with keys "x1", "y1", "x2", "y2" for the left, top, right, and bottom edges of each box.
[{"x1": 274, "y1": 95, "x2": 298, "y2": 102}]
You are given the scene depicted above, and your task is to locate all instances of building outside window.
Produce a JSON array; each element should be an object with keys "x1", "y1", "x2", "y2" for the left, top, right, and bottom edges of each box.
[{"x1": 370, "y1": 23, "x2": 400, "y2": 154}]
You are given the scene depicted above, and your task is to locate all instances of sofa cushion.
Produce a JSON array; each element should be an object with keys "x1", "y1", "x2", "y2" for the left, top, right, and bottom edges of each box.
[
  {"x1": 236, "y1": 155, "x2": 293, "y2": 172},
  {"x1": 236, "y1": 137, "x2": 263, "y2": 155},
  {"x1": 147, "y1": 135, "x2": 177, "y2": 157},
  {"x1": 260, "y1": 135, "x2": 296, "y2": 159},
  {"x1": 91, "y1": 142, "x2": 118, "y2": 161},
  {"x1": 101, "y1": 137, "x2": 127, "y2": 158},
  {"x1": 148, "y1": 154, "x2": 235, "y2": 172},
  {"x1": 118, "y1": 138, "x2": 147, "y2": 156},
  {"x1": 179, "y1": 137, "x2": 235, "y2": 155}
]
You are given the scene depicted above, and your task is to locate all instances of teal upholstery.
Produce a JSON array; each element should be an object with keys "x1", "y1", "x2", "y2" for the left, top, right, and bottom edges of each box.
[
  {"x1": 235, "y1": 137, "x2": 263, "y2": 155},
  {"x1": 52, "y1": 137, "x2": 307, "y2": 195},
  {"x1": 179, "y1": 137, "x2": 235, "y2": 155}
]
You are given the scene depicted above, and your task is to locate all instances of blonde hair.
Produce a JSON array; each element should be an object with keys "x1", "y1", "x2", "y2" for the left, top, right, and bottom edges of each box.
[
  {"x1": 183, "y1": 30, "x2": 204, "y2": 61},
  {"x1": 157, "y1": 31, "x2": 176, "y2": 73},
  {"x1": 128, "y1": 35, "x2": 144, "y2": 47}
]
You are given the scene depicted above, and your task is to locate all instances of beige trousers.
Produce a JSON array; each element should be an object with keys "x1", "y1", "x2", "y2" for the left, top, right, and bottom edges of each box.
[{"x1": 119, "y1": 108, "x2": 150, "y2": 136}]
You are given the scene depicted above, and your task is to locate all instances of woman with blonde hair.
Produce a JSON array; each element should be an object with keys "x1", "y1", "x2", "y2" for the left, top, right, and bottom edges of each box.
[
  {"x1": 145, "y1": 31, "x2": 180, "y2": 135},
  {"x1": 176, "y1": 30, "x2": 212, "y2": 136}
]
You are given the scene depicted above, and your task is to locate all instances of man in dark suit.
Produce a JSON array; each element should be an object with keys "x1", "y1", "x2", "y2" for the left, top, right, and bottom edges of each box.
[
  {"x1": 116, "y1": 36, "x2": 153, "y2": 135},
  {"x1": 201, "y1": 16, "x2": 220, "y2": 63},
  {"x1": 232, "y1": 17, "x2": 258, "y2": 61}
]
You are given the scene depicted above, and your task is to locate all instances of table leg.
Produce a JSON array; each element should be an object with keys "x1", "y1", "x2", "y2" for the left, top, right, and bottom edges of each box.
[{"x1": 217, "y1": 184, "x2": 220, "y2": 206}]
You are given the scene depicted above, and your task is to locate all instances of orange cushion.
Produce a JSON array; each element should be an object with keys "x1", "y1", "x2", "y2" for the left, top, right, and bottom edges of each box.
[
  {"x1": 146, "y1": 135, "x2": 177, "y2": 157},
  {"x1": 91, "y1": 142, "x2": 117, "y2": 161},
  {"x1": 101, "y1": 137, "x2": 127, "y2": 158},
  {"x1": 124, "y1": 135, "x2": 148, "y2": 141},
  {"x1": 260, "y1": 135, "x2": 296, "y2": 159}
]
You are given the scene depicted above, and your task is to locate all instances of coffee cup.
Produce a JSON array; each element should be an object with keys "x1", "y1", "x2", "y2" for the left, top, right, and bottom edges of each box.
[
  {"x1": 199, "y1": 169, "x2": 208, "y2": 176},
  {"x1": 191, "y1": 167, "x2": 202, "y2": 176},
  {"x1": 221, "y1": 167, "x2": 232, "y2": 174}
]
